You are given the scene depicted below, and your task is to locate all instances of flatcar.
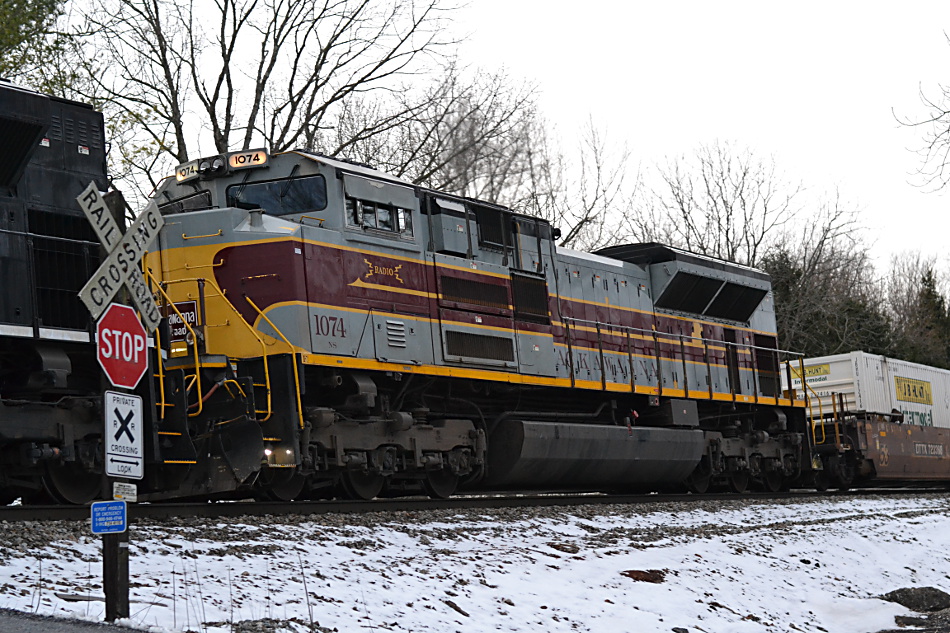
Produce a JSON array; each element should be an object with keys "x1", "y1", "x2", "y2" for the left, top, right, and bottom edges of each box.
[{"x1": 144, "y1": 148, "x2": 811, "y2": 500}]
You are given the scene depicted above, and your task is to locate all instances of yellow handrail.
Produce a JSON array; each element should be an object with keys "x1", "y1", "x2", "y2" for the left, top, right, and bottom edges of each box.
[
  {"x1": 199, "y1": 277, "x2": 274, "y2": 422},
  {"x1": 182, "y1": 230, "x2": 223, "y2": 240},
  {"x1": 793, "y1": 356, "x2": 827, "y2": 445},
  {"x1": 244, "y1": 295, "x2": 305, "y2": 430},
  {"x1": 152, "y1": 274, "x2": 274, "y2": 422},
  {"x1": 144, "y1": 268, "x2": 205, "y2": 417}
]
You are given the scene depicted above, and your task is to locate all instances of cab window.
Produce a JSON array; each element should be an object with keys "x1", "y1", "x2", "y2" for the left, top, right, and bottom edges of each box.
[
  {"x1": 346, "y1": 197, "x2": 413, "y2": 237},
  {"x1": 227, "y1": 174, "x2": 327, "y2": 215}
]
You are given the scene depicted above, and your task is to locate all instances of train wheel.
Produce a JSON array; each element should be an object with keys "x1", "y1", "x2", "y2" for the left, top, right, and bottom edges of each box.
[
  {"x1": 423, "y1": 470, "x2": 459, "y2": 499},
  {"x1": 258, "y1": 470, "x2": 307, "y2": 502},
  {"x1": 812, "y1": 468, "x2": 830, "y2": 492},
  {"x1": 761, "y1": 470, "x2": 783, "y2": 493},
  {"x1": 685, "y1": 459, "x2": 712, "y2": 494},
  {"x1": 728, "y1": 471, "x2": 750, "y2": 494},
  {"x1": 43, "y1": 462, "x2": 101, "y2": 505},
  {"x1": 339, "y1": 471, "x2": 385, "y2": 500}
]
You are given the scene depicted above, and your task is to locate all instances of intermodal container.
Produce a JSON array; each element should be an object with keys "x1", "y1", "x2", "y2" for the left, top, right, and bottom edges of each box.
[{"x1": 787, "y1": 351, "x2": 950, "y2": 428}]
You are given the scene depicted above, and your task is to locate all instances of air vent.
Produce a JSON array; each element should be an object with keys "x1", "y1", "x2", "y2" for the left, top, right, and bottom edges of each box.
[
  {"x1": 440, "y1": 275, "x2": 509, "y2": 311},
  {"x1": 511, "y1": 272, "x2": 550, "y2": 324},
  {"x1": 386, "y1": 320, "x2": 407, "y2": 348},
  {"x1": 28, "y1": 208, "x2": 99, "y2": 329},
  {"x1": 474, "y1": 205, "x2": 506, "y2": 248},
  {"x1": 445, "y1": 330, "x2": 515, "y2": 362},
  {"x1": 705, "y1": 283, "x2": 768, "y2": 322},
  {"x1": 655, "y1": 272, "x2": 722, "y2": 314}
]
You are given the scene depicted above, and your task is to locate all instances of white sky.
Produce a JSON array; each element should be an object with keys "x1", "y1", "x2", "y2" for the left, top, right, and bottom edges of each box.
[{"x1": 460, "y1": 1, "x2": 950, "y2": 271}]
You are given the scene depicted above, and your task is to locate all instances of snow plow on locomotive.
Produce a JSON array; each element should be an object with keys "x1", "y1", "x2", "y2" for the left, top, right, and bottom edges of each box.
[{"x1": 145, "y1": 147, "x2": 813, "y2": 499}]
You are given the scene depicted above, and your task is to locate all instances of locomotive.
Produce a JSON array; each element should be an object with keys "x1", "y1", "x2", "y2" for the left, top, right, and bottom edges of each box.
[
  {"x1": 6, "y1": 80, "x2": 926, "y2": 505},
  {"x1": 145, "y1": 146, "x2": 811, "y2": 500},
  {"x1": 0, "y1": 80, "x2": 108, "y2": 503}
]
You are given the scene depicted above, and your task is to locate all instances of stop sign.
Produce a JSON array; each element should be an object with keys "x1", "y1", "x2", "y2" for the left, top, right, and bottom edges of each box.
[{"x1": 97, "y1": 304, "x2": 149, "y2": 389}]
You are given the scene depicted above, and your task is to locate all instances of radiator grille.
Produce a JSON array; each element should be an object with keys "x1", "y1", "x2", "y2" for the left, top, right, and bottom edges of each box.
[
  {"x1": 28, "y1": 209, "x2": 99, "y2": 329},
  {"x1": 445, "y1": 330, "x2": 515, "y2": 362},
  {"x1": 440, "y1": 275, "x2": 509, "y2": 310},
  {"x1": 511, "y1": 272, "x2": 550, "y2": 324}
]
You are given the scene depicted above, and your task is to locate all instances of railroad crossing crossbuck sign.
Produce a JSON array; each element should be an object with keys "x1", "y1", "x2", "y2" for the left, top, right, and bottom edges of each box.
[
  {"x1": 104, "y1": 391, "x2": 144, "y2": 480},
  {"x1": 77, "y1": 183, "x2": 163, "y2": 331},
  {"x1": 97, "y1": 304, "x2": 149, "y2": 390}
]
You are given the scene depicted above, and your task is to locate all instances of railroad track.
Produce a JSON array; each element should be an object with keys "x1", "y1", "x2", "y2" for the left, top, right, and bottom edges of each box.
[{"x1": 3, "y1": 487, "x2": 945, "y2": 522}]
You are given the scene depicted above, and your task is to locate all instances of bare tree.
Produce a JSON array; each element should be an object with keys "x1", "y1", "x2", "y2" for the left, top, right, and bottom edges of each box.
[
  {"x1": 760, "y1": 192, "x2": 886, "y2": 356},
  {"x1": 333, "y1": 64, "x2": 635, "y2": 251},
  {"x1": 898, "y1": 34, "x2": 950, "y2": 190},
  {"x1": 70, "y1": 0, "x2": 456, "y2": 196},
  {"x1": 330, "y1": 62, "x2": 539, "y2": 197},
  {"x1": 518, "y1": 119, "x2": 635, "y2": 251},
  {"x1": 640, "y1": 141, "x2": 802, "y2": 267}
]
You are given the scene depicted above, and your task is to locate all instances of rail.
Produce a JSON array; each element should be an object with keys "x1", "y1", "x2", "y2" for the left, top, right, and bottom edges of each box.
[
  {"x1": 787, "y1": 357, "x2": 844, "y2": 447},
  {"x1": 561, "y1": 316, "x2": 804, "y2": 404}
]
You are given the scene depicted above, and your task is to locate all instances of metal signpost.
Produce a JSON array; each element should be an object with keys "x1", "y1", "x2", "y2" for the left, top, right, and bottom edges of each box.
[
  {"x1": 78, "y1": 182, "x2": 161, "y2": 622},
  {"x1": 91, "y1": 501, "x2": 129, "y2": 621}
]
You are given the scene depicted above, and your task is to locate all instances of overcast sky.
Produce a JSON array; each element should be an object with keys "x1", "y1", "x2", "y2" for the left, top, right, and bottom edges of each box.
[{"x1": 461, "y1": 1, "x2": 950, "y2": 270}]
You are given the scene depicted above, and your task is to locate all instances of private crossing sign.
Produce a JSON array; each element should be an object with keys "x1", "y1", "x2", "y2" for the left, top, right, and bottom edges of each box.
[
  {"x1": 77, "y1": 183, "x2": 163, "y2": 331},
  {"x1": 104, "y1": 390, "x2": 144, "y2": 480}
]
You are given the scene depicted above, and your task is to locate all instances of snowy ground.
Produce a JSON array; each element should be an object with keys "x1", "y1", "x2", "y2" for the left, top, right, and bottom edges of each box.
[{"x1": 2, "y1": 493, "x2": 949, "y2": 633}]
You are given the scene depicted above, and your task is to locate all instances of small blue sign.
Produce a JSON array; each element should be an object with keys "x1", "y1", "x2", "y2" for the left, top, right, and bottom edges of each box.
[{"x1": 91, "y1": 500, "x2": 127, "y2": 534}]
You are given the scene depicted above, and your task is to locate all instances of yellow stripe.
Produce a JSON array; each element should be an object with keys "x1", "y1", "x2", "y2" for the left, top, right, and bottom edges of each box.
[
  {"x1": 296, "y1": 351, "x2": 805, "y2": 407},
  {"x1": 158, "y1": 234, "x2": 778, "y2": 336},
  {"x1": 348, "y1": 277, "x2": 436, "y2": 299}
]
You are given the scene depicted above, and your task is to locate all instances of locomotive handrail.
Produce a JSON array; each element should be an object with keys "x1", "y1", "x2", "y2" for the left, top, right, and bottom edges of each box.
[
  {"x1": 244, "y1": 296, "x2": 305, "y2": 430},
  {"x1": 198, "y1": 277, "x2": 275, "y2": 422},
  {"x1": 300, "y1": 215, "x2": 326, "y2": 227},
  {"x1": 182, "y1": 229, "x2": 224, "y2": 240},
  {"x1": 145, "y1": 269, "x2": 206, "y2": 417},
  {"x1": 561, "y1": 315, "x2": 801, "y2": 403},
  {"x1": 153, "y1": 274, "x2": 275, "y2": 422}
]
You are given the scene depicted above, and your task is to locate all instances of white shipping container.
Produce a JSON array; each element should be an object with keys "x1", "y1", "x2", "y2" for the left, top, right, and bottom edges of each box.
[{"x1": 787, "y1": 351, "x2": 950, "y2": 428}]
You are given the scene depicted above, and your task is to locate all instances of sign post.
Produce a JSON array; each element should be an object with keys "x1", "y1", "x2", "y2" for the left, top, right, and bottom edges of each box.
[
  {"x1": 78, "y1": 183, "x2": 162, "y2": 623},
  {"x1": 91, "y1": 501, "x2": 128, "y2": 621}
]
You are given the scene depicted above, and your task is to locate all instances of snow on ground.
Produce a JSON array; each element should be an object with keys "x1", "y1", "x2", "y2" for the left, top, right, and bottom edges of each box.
[{"x1": 2, "y1": 494, "x2": 949, "y2": 633}]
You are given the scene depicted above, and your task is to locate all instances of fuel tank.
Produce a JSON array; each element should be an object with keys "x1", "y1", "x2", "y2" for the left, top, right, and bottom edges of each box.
[{"x1": 484, "y1": 420, "x2": 705, "y2": 490}]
